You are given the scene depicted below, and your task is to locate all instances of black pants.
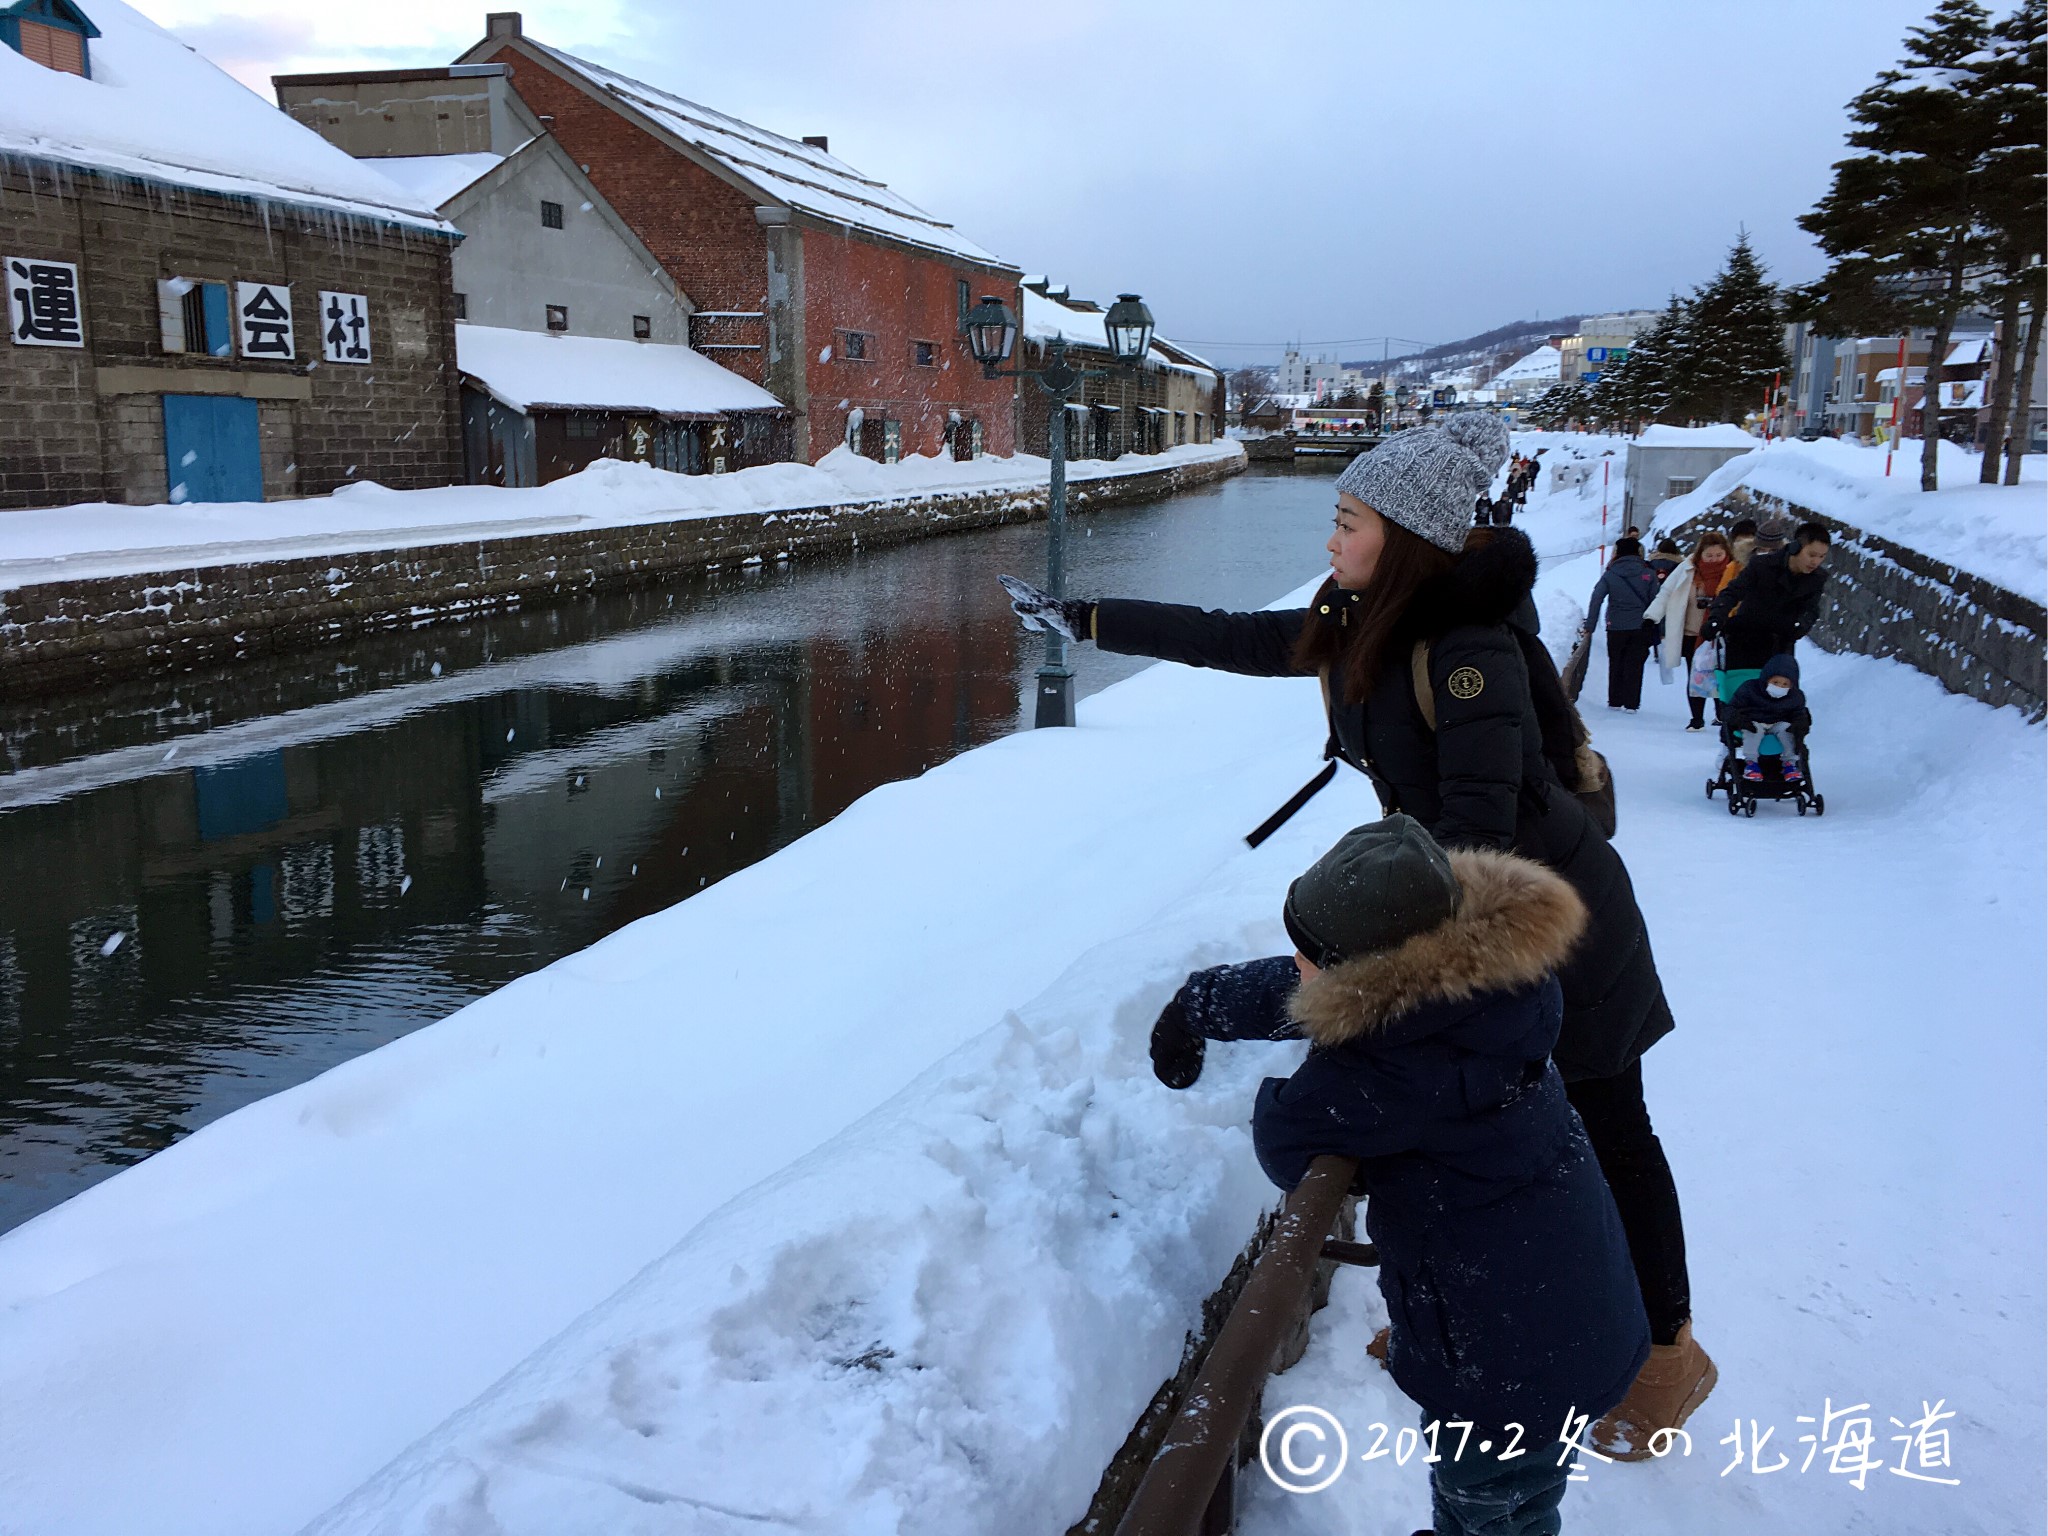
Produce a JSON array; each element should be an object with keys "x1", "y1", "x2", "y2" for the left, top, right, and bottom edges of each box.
[
  {"x1": 1682, "y1": 633, "x2": 1707, "y2": 726},
  {"x1": 1605, "y1": 627, "x2": 1654, "y2": 709},
  {"x1": 1566, "y1": 1059, "x2": 1691, "y2": 1347}
]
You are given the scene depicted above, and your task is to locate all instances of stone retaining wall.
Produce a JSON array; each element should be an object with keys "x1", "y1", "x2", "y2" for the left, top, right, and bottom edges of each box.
[
  {"x1": 0, "y1": 450, "x2": 1243, "y2": 698},
  {"x1": 1675, "y1": 486, "x2": 2045, "y2": 720}
]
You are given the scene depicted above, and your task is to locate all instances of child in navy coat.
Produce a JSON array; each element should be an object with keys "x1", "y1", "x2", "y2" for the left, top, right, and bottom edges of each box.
[
  {"x1": 1727, "y1": 652, "x2": 1810, "y2": 783},
  {"x1": 1150, "y1": 816, "x2": 1650, "y2": 1536}
]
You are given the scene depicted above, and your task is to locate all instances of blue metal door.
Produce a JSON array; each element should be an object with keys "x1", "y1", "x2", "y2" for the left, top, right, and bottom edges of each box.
[{"x1": 163, "y1": 393, "x2": 262, "y2": 503}]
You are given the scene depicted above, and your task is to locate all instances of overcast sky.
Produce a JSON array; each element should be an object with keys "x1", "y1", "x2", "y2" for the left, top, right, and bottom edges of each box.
[{"x1": 145, "y1": 0, "x2": 1946, "y2": 365}]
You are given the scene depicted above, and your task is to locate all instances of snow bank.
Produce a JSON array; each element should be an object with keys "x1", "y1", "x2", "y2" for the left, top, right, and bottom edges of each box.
[
  {"x1": 0, "y1": 0, "x2": 447, "y2": 229},
  {"x1": 1635, "y1": 423, "x2": 1760, "y2": 449},
  {"x1": 0, "y1": 441, "x2": 1246, "y2": 591},
  {"x1": 0, "y1": 572, "x2": 1367, "y2": 1536},
  {"x1": 1645, "y1": 437, "x2": 2047, "y2": 604}
]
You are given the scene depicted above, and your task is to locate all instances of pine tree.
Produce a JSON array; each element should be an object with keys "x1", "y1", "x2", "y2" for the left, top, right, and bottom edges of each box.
[
  {"x1": 1975, "y1": 0, "x2": 2046, "y2": 482},
  {"x1": 1794, "y1": 0, "x2": 1999, "y2": 489},
  {"x1": 1670, "y1": 236, "x2": 1784, "y2": 426}
]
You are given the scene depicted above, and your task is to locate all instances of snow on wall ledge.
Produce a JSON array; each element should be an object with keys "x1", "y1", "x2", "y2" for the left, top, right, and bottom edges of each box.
[
  {"x1": 0, "y1": 443, "x2": 1244, "y2": 697},
  {"x1": 1666, "y1": 481, "x2": 2046, "y2": 720}
]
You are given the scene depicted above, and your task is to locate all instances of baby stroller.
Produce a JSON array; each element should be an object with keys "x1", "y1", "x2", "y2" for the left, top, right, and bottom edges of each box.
[{"x1": 1706, "y1": 713, "x2": 1824, "y2": 817}]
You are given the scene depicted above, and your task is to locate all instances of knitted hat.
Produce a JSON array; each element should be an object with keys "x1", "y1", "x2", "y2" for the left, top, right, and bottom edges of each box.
[
  {"x1": 1332, "y1": 415, "x2": 1511, "y2": 553},
  {"x1": 1283, "y1": 815, "x2": 1462, "y2": 970}
]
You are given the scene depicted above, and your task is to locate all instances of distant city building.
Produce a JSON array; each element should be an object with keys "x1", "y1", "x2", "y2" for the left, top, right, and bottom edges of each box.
[
  {"x1": 1558, "y1": 310, "x2": 1660, "y2": 386},
  {"x1": 1, "y1": 0, "x2": 462, "y2": 510}
]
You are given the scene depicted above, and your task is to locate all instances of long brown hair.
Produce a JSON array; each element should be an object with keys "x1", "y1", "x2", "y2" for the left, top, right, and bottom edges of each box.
[{"x1": 1291, "y1": 519, "x2": 1457, "y2": 702}]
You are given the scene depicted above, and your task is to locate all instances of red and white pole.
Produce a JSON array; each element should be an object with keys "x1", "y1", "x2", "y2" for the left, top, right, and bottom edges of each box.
[
  {"x1": 1600, "y1": 459, "x2": 1610, "y2": 566},
  {"x1": 1883, "y1": 335, "x2": 1908, "y2": 477}
]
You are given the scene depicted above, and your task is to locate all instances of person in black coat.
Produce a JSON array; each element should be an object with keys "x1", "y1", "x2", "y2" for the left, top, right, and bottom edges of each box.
[
  {"x1": 1708, "y1": 522, "x2": 1832, "y2": 672},
  {"x1": 1164, "y1": 817, "x2": 1650, "y2": 1532},
  {"x1": 1584, "y1": 537, "x2": 1662, "y2": 711},
  {"x1": 1001, "y1": 414, "x2": 1712, "y2": 1458}
]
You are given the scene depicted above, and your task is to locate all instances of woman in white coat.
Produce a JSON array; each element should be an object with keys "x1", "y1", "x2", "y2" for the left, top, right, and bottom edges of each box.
[{"x1": 1644, "y1": 529, "x2": 1734, "y2": 731}]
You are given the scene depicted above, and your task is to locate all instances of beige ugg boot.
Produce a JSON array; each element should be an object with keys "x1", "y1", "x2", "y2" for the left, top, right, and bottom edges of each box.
[{"x1": 1590, "y1": 1322, "x2": 1718, "y2": 1461}]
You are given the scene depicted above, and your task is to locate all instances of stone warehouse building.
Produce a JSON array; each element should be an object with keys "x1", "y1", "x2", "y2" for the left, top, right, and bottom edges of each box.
[
  {"x1": 274, "y1": 65, "x2": 791, "y2": 486},
  {"x1": 0, "y1": 0, "x2": 463, "y2": 511},
  {"x1": 437, "y1": 12, "x2": 1022, "y2": 465},
  {"x1": 1012, "y1": 281, "x2": 1224, "y2": 459}
]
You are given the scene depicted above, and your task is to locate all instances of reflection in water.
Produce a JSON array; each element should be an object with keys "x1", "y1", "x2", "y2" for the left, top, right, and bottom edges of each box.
[{"x1": 0, "y1": 466, "x2": 1339, "y2": 1231}]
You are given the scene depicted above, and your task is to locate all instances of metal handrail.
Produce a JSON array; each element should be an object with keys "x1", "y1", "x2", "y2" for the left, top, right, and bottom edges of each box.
[{"x1": 1112, "y1": 1155, "x2": 1362, "y2": 1536}]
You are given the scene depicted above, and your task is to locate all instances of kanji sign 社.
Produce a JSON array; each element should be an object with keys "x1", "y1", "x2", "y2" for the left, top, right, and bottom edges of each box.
[
  {"x1": 236, "y1": 281, "x2": 295, "y2": 359},
  {"x1": 7, "y1": 256, "x2": 84, "y2": 347},
  {"x1": 319, "y1": 290, "x2": 371, "y2": 363}
]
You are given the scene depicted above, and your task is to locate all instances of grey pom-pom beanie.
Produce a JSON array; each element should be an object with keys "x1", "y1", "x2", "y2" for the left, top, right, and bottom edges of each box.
[
  {"x1": 1332, "y1": 414, "x2": 1512, "y2": 553},
  {"x1": 1283, "y1": 814, "x2": 1462, "y2": 969}
]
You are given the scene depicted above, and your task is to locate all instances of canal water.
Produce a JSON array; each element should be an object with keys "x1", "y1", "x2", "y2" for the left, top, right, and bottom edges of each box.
[{"x1": 0, "y1": 464, "x2": 1341, "y2": 1233}]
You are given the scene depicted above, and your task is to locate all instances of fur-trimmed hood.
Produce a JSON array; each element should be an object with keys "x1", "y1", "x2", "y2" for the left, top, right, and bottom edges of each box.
[
  {"x1": 1410, "y1": 526, "x2": 1539, "y2": 638},
  {"x1": 1288, "y1": 846, "x2": 1587, "y2": 1047}
]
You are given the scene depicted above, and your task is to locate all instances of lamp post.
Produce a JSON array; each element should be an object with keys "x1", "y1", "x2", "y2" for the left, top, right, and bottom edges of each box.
[{"x1": 965, "y1": 290, "x2": 1155, "y2": 727}]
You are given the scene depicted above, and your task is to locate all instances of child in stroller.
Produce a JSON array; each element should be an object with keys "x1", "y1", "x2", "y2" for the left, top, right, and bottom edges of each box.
[{"x1": 1709, "y1": 654, "x2": 1824, "y2": 815}]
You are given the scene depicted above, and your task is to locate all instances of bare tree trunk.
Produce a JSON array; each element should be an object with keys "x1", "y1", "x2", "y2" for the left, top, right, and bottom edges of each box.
[
  {"x1": 1920, "y1": 246, "x2": 1969, "y2": 492},
  {"x1": 1980, "y1": 283, "x2": 2022, "y2": 483},
  {"x1": 2004, "y1": 299, "x2": 2042, "y2": 485}
]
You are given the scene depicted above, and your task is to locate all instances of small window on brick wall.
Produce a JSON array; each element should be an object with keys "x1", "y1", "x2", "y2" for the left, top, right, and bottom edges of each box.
[
  {"x1": 912, "y1": 339, "x2": 937, "y2": 368},
  {"x1": 632, "y1": 314, "x2": 651, "y2": 339},
  {"x1": 840, "y1": 330, "x2": 871, "y2": 361},
  {"x1": 546, "y1": 304, "x2": 568, "y2": 332},
  {"x1": 454, "y1": 292, "x2": 468, "y2": 320},
  {"x1": 541, "y1": 200, "x2": 564, "y2": 229}
]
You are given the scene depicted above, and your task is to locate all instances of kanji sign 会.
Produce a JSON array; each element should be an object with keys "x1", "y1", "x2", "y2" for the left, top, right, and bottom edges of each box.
[{"x1": 236, "y1": 282, "x2": 295, "y2": 359}]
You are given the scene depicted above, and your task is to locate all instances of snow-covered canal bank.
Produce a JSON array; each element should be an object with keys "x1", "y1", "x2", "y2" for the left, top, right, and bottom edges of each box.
[{"x1": 0, "y1": 449, "x2": 2039, "y2": 1536}]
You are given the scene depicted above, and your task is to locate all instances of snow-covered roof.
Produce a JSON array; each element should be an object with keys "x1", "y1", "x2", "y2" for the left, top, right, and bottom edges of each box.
[
  {"x1": 1634, "y1": 424, "x2": 1758, "y2": 449},
  {"x1": 457, "y1": 324, "x2": 785, "y2": 416},
  {"x1": 365, "y1": 150, "x2": 509, "y2": 209},
  {"x1": 0, "y1": 0, "x2": 452, "y2": 231},
  {"x1": 1491, "y1": 345, "x2": 1562, "y2": 384},
  {"x1": 1915, "y1": 378, "x2": 1986, "y2": 412},
  {"x1": 1945, "y1": 336, "x2": 1993, "y2": 368},
  {"x1": 1020, "y1": 287, "x2": 1215, "y2": 380},
  {"x1": 1876, "y1": 366, "x2": 1928, "y2": 386},
  {"x1": 509, "y1": 40, "x2": 1011, "y2": 269}
]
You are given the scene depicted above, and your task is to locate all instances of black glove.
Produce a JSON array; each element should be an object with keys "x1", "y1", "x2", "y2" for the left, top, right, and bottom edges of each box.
[
  {"x1": 1149, "y1": 996, "x2": 1206, "y2": 1090},
  {"x1": 999, "y1": 575, "x2": 1092, "y2": 641}
]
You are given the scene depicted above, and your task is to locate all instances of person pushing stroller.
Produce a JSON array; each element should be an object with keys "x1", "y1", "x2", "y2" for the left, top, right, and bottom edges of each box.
[{"x1": 1727, "y1": 654, "x2": 1810, "y2": 785}]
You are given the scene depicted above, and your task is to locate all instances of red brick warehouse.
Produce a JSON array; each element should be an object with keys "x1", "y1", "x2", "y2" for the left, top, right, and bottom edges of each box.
[{"x1": 458, "y1": 12, "x2": 1022, "y2": 464}]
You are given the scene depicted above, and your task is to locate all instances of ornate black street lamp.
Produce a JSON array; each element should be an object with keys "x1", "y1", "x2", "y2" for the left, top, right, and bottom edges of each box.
[{"x1": 966, "y1": 291, "x2": 1155, "y2": 727}]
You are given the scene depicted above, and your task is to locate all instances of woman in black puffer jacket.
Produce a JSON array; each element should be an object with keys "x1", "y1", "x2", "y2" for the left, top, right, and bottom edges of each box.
[{"x1": 1001, "y1": 414, "x2": 1713, "y2": 1457}]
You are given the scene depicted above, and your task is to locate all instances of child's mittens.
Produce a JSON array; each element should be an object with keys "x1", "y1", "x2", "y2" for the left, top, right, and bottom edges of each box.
[{"x1": 1149, "y1": 997, "x2": 1206, "y2": 1090}]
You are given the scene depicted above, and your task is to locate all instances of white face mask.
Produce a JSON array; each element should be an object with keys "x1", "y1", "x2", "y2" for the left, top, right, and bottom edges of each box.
[{"x1": 1766, "y1": 682, "x2": 1791, "y2": 698}]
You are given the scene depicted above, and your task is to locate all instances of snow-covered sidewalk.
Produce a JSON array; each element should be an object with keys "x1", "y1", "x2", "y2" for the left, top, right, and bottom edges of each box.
[
  {"x1": 0, "y1": 455, "x2": 2038, "y2": 1536},
  {"x1": 0, "y1": 441, "x2": 1244, "y2": 590}
]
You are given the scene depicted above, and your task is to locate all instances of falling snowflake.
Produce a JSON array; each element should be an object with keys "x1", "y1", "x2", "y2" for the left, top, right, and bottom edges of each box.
[
  {"x1": 430, "y1": 661, "x2": 442, "y2": 677},
  {"x1": 399, "y1": 875, "x2": 413, "y2": 896},
  {"x1": 99, "y1": 931, "x2": 126, "y2": 957}
]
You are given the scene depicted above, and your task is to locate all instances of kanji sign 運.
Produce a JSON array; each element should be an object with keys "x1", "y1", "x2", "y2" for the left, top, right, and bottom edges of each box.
[{"x1": 7, "y1": 256, "x2": 85, "y2": 347}]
